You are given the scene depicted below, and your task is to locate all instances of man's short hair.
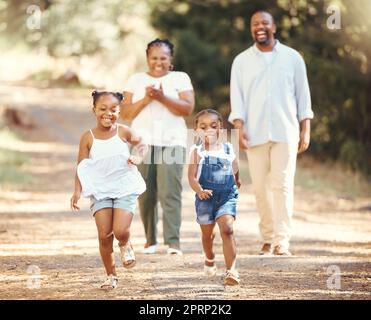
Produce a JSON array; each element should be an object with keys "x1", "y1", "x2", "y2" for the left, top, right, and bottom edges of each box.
[{"x1": 251, "y1": 10, "x2": 275, "y2": 24}]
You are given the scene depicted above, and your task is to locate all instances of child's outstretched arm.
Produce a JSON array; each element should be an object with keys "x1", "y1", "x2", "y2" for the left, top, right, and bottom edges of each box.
[
  {"x1": 122, "y1": 125, "x2": 148, "y2": 165},
  {"x1": 232, "y1": 158, "x2": 241, "y2": 189},
  {"x1": 70, "y1": 132, "x2": 90, "y2": 211},
  {"x1": 188, "y1": 149, "x2": 213, "y2": 200}
]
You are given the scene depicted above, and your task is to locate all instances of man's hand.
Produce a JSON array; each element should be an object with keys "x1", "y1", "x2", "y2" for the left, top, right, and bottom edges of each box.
[
  {"x1": 298, "y1": 130, "x2": 310, "y2": 153},
  {"x1": 298, "y1": 119, "x2": 311, "y2": 154},
  {"x1": 234, "y1": 120, "x2": 249, "y2": 150},
  {"x1": 238, "y1": 129, "x2": 250, "y2": 150}
]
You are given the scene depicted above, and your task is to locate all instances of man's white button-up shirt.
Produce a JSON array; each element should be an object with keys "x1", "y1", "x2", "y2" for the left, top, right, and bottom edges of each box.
[{"x1": 229, "y1": 40, "x2": 314, "y2": 147}]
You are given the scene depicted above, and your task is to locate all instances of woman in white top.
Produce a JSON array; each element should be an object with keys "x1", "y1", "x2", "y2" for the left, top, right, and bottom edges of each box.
[
  {"x1": 121, "y1": 39, "x2": 195, "y2": 255},
  {"x1": 70, "y1": 90, "x2": 147, "y2": 290}
]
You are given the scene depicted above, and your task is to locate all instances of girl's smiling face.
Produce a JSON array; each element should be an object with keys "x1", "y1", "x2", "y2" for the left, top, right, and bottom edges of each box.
[
  {"x1": 93, "y1": 94, "x2": 120, "y2": 129},
  {"x1": 146, "y1": 44, "x2": 172, "y2": 77},
  {"x1": 196, "y1": 113, "x2": 222, "y2": 146}
]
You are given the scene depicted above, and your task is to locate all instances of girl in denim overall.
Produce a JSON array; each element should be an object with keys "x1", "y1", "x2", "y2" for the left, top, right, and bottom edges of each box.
[{"x1": 188, "y1": 109, "x2": 241, "y2": 286}]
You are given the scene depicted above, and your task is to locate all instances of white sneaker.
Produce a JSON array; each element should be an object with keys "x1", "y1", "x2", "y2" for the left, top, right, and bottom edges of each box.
[{"x1": 142, "y1": 244, "x2": 157, "y2": 254}]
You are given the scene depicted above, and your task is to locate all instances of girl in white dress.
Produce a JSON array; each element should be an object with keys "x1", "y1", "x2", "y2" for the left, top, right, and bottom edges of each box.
[{"x1": 70, "y1": 90, "x2": 147, "y2": 290}]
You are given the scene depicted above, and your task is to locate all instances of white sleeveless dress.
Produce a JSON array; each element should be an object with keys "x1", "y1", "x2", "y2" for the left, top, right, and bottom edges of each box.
[{"x1": 77, "y1": 126, "x2": 146, "y2": 200}]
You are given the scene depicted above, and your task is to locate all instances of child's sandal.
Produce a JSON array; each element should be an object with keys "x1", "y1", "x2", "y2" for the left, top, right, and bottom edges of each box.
[
  {"x1": 204, "y1": 257, "x2": 217, "y2": 277},
  {"x1": 100, "y1": 274, "x2": 118, "y2": 290},
  {"x1": 120, "y1": 242, "x2": 136, "y2": 269},
  {"x1": 224, "y1": 269, "x2": 240, "y2": 286}
]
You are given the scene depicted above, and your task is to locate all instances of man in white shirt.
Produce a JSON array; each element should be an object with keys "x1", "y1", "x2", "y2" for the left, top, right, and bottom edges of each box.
[{"x1": 229, "y1": 10, "x2": 314, "y2": 256}]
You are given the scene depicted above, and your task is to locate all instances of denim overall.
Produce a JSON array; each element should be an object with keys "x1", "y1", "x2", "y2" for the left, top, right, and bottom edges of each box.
[{"x1": 195, "y1": 143, "x2": 238, "y2": 224}]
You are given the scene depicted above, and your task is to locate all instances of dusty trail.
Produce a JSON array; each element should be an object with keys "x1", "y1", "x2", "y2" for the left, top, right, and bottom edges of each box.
[{"x1": 0, "y1": 85, "x2": 370, "y2": 300}]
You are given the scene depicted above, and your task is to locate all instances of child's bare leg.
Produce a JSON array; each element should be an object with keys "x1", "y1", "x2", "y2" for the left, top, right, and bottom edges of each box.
[
  {"x1": 113, "y1": 208, "x2": 135, "y2": 267},
  {"x1": 200, "y1": 223, "x2": 216, "y2": 266},
  {"x1": 216, "y1": 215, "x2": 236, "y2": 270},
  {"x1": 113, "y1": 208, "x2": 133, "y2": 247},
  {"x1": 95, "y1": 208, "x2": 115, "y2": 276}
]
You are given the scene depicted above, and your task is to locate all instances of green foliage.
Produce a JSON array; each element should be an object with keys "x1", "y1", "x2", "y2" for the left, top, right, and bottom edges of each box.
[
  {"x1": 340, "y1": 139, "x2": 370, "y2": 174},
  {"x1": 41, "y1": 0, "x2": 128, "y2": 57},
  {"x1": 0, "y1": 130, "x2": 31, "y2": 185},
  {"x1": 150, "y1": 0, "x2": 371, "y2": 176},
  {"x1": 0, "y1": 147, "x2": 28, "y2": 166},
  {"x1": 1, "y1": 0, "x2": 370, "y2": 175},
  {"x1": 0, "y1": 0, "x2": 139, "y2": 57}
]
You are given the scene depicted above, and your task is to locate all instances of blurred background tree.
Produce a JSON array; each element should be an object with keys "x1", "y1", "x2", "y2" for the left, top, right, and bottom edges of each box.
[
  {"x1": 150, "y1": 0, "x2": 371, "y2": 175},
  {"x1": 0, "y1": 0, "x2": 369, "y2": 176},
  {"x1": 1, "y1": 0, "x2": 133, "y2": 55},
  {"x1": 0, "y1": 0, "x2": 157, "y2": 87}
]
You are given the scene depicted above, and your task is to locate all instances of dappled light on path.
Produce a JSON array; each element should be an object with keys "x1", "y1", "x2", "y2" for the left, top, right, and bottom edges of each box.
[{"x1": 0, "y1": 86, "x2": 370, "y2": 300}]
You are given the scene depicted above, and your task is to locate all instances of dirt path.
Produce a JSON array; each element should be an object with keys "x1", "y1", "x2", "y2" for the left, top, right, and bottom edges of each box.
[{"x1": 0, "y1": 84, "x2": 370, "y2": 300}]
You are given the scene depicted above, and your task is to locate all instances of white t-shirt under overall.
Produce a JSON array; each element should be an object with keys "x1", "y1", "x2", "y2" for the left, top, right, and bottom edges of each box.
[
  {"x1": 190, "y1": 143, "x2": 236, "y2": 180},
  {"x1": 77, "y1": 125, "x2": 146, "y2": 200},
  {"x1": 123, "y1": 71, "x2": 194, "y2": 148}
]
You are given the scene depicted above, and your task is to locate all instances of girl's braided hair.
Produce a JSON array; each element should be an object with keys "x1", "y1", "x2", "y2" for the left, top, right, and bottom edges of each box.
[
  {"x1": 91, "y1": 90, "x2": 123, "y2": 106},
  {"x1": 194, "y1": 108, "x2": 223, "y2": 127}
]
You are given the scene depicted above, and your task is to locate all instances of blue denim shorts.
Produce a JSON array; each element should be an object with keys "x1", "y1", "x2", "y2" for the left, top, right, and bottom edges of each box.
[
  {"x1": 90, "y1": 194, "x2": 139, "y2": 216},
  {"x1": 195, "y1": 185, "x2": 238, "y2": 225}
]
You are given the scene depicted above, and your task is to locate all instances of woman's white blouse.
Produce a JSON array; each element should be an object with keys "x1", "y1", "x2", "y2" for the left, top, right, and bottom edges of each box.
[{"x1": 123, "y1": 71, "x2": 194, "y2": 148}]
